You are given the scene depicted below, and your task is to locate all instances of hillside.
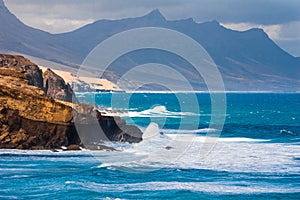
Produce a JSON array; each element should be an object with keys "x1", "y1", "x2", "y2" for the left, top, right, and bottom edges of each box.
[{"x1": 0, "y1": 1, "x2": 299, "y2": 91}]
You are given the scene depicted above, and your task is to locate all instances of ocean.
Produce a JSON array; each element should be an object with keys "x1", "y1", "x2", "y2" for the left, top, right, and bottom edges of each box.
[{"x1": 0, "y1": 93, "x2": 299, "y2": 199}]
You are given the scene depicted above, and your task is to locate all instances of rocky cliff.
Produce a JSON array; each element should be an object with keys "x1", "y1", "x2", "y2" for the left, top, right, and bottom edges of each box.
[
  {"x1": 0, "y1": 54, "x2": 142, "y2": 150},
  {"x1": 43, "y1": 68, "x2": 75, "y2": 103},
  {"x1": 0, "y1": 54, "x2": 75, "y2": 102},
  {"x1": 0, "y1": 54, "x2": 43, "y2": 88}
]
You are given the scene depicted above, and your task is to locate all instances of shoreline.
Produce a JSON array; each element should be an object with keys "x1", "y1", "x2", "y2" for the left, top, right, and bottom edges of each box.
[{"x1": 0, "y1": 54, "x2": 143, "y2": 151}]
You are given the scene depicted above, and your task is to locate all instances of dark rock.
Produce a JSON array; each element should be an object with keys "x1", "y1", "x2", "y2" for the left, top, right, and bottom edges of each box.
[
  {"x1": 43, "y1": 68, "x2": 76, "y2": 103},
  {"x1": 0, "y1": 54, "x2": 43, "y2": 88},
  {"x1": 112, "y1": 125, "x2": 143, "y2": 143},
  {"x1": 74, "y1": 108, "x2": 142, "y2": 145}
]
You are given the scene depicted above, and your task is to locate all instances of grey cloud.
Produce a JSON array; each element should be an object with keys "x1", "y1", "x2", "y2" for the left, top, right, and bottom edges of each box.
[
  {"x1": 279, "y1": 21, "x2": 300, "y2": 40},
  {"x1": 4, "y1": 0, "x2": 300, "y2": 24}
]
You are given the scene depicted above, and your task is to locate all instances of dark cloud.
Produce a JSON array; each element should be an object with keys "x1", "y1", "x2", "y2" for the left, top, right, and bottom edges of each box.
[
  {"x1": 190, "y1": 0, "x2": 300, "y2": 25},
  {"x1": 4, "y1": 0, "x2": 300, "y2": 24}
]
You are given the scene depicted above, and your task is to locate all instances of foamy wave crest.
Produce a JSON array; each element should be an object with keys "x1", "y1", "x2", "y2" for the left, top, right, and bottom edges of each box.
[
  {"x1": 64, "y1": 180, "x2": 300, "y2": 194},
  {"x1": 95, "y1": 132, "x2": 299, "y2": 174},
  {"x1": 101, "y1": 105, "x2": 199, "y2": 118},
  {"x1": 162, "y1": 128, "x2": 218, "y2": 134},
  {"x1": 98, "y1": 138, "x2": 300, "y2": 174}
]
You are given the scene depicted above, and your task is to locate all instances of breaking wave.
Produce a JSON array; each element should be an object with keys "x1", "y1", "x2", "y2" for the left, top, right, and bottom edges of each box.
[{"x1": 100, "y1": 105, "x2": 200, "y2": 118}]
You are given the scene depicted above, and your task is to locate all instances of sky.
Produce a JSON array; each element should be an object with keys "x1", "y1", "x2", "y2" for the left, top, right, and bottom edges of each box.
[{"x1": 4, "y1": 0, "x2": 300, "y2": 57}]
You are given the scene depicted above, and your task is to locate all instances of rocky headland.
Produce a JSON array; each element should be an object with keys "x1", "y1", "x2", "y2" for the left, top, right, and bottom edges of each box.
[{"x1": 0, "y1": 54, "x2": 142, "y2": 150}]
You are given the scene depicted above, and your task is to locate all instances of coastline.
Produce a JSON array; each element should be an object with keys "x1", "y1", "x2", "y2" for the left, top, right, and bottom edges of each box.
[{"x1": 0, "y1": 54, "x2": 143, "y2": 151}]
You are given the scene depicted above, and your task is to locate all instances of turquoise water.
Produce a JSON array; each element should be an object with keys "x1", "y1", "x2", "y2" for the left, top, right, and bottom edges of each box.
[{"x1": 1, "y1": 93, "x2": 299, "y2": 199}]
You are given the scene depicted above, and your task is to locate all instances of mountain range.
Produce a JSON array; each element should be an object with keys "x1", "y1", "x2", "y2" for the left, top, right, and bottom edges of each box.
[{"x1": 0, "y1": 0, "x2": 299, "y2": 91}]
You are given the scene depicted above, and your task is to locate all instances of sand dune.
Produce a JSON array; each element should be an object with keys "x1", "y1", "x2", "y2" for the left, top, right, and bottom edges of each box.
[{"x1": 39, "y1": 66, "x2": 120, "y2": 91}]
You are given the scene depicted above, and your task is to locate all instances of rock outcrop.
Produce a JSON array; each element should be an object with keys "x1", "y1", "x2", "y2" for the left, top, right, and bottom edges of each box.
[
  {"x1": 0, "y1": 54, "x2": 43, "y2": 88},
  {"x1": 0, "y1": 54, "x2": 76, "y2": 103},
  {"x1": 74, "y1": 106, "x2": 142, "y2": 147},
  {"x1": 43, "y1": 68, "x2": 75, "y2": 103},
  {"x1": 0, "y1": 54, "x2": 142, "y2": 150},
  {"x1": 0, "y1": 67, "x2": 79, "y2": 149}
]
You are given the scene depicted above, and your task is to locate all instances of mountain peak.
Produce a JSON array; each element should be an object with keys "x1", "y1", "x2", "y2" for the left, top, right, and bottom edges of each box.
[
  {"x1": 144, "y1": 9, "x2": 166, "y2": 20},
  {"x1": 208, "y1": 20, "x2": 221, "y2": 26},
  {"x1": 200, "y1": 20, "x2": 227, "y2": 30}
]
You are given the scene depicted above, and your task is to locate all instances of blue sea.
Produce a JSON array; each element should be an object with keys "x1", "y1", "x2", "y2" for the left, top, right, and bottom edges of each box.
[{"x1": 1, "y1": 93, "x2": 299, "y2": 199}]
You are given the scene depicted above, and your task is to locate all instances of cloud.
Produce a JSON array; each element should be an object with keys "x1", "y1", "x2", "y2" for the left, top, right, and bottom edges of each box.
[
  {"x1": 221, "y1": 23, "x2": 282, "y2": 40},
  {"x1": 279, "y1": 21, "x2": 300, "y2": 41},
  {"x1": 39, "y1": 19, "x2": 95, "y2": 34},
  {"x1": 222, "y1": 21, "x2": 300, "y2": 41}
]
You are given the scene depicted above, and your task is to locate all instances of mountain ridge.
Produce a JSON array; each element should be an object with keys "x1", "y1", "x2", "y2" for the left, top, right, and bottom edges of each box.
[{"x1": 0, "y1": 1, "x2": 299, "y2": 91}]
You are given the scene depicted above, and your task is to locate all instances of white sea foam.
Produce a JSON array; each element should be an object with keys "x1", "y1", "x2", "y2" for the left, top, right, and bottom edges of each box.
[
  {"x1": 100, "y1": 105, "x2": 199, "y2": 118},
  {"x1": 64, "y1": 180, "x2": 300, "y2": 194},
  {"x1": 162, "y1": 128, "x2": 218, "y2": 134},
  {"x1": 2, "y1": 175, "x2": 30, "y2": 179},
  {"x1": 100, "y1": 105, "x2": 229, "y2": 118},
  {"x1": 0, "y1": 134, "x2": 298, "y2": 175},
  {"x1": 0, "y1": 149, "x2": 92, "y2": 157},
  {"x1": 94, "y1": 132, "x2": 299, "y2": 174}
]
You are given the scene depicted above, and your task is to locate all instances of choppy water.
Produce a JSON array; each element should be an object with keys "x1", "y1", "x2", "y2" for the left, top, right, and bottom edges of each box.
[{"x1": 1, "y1": 93, "x2": 299, "y2": 199}]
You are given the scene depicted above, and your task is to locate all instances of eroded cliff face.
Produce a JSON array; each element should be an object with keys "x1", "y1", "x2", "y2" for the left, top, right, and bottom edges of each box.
[
  {"x1": 43, "y1": 68, "x2": 75, "y2": 103},
  {"x1": 0, "y1": 54, "x2": 43, "y2": 88},
  {"x1": 0, "y1": 54, "x2": 75, "y2": 103},
  {"x1": 0, "y1": 54, "x2": 142, "y2": 150},
  {"x1": 0, "y1": 68, "x2": 80, "y2": 149}
]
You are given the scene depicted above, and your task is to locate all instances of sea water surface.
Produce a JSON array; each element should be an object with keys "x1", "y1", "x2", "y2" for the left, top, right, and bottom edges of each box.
[{"x1": 0, "y1": 93, "x2": 299, "y2": 199}]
